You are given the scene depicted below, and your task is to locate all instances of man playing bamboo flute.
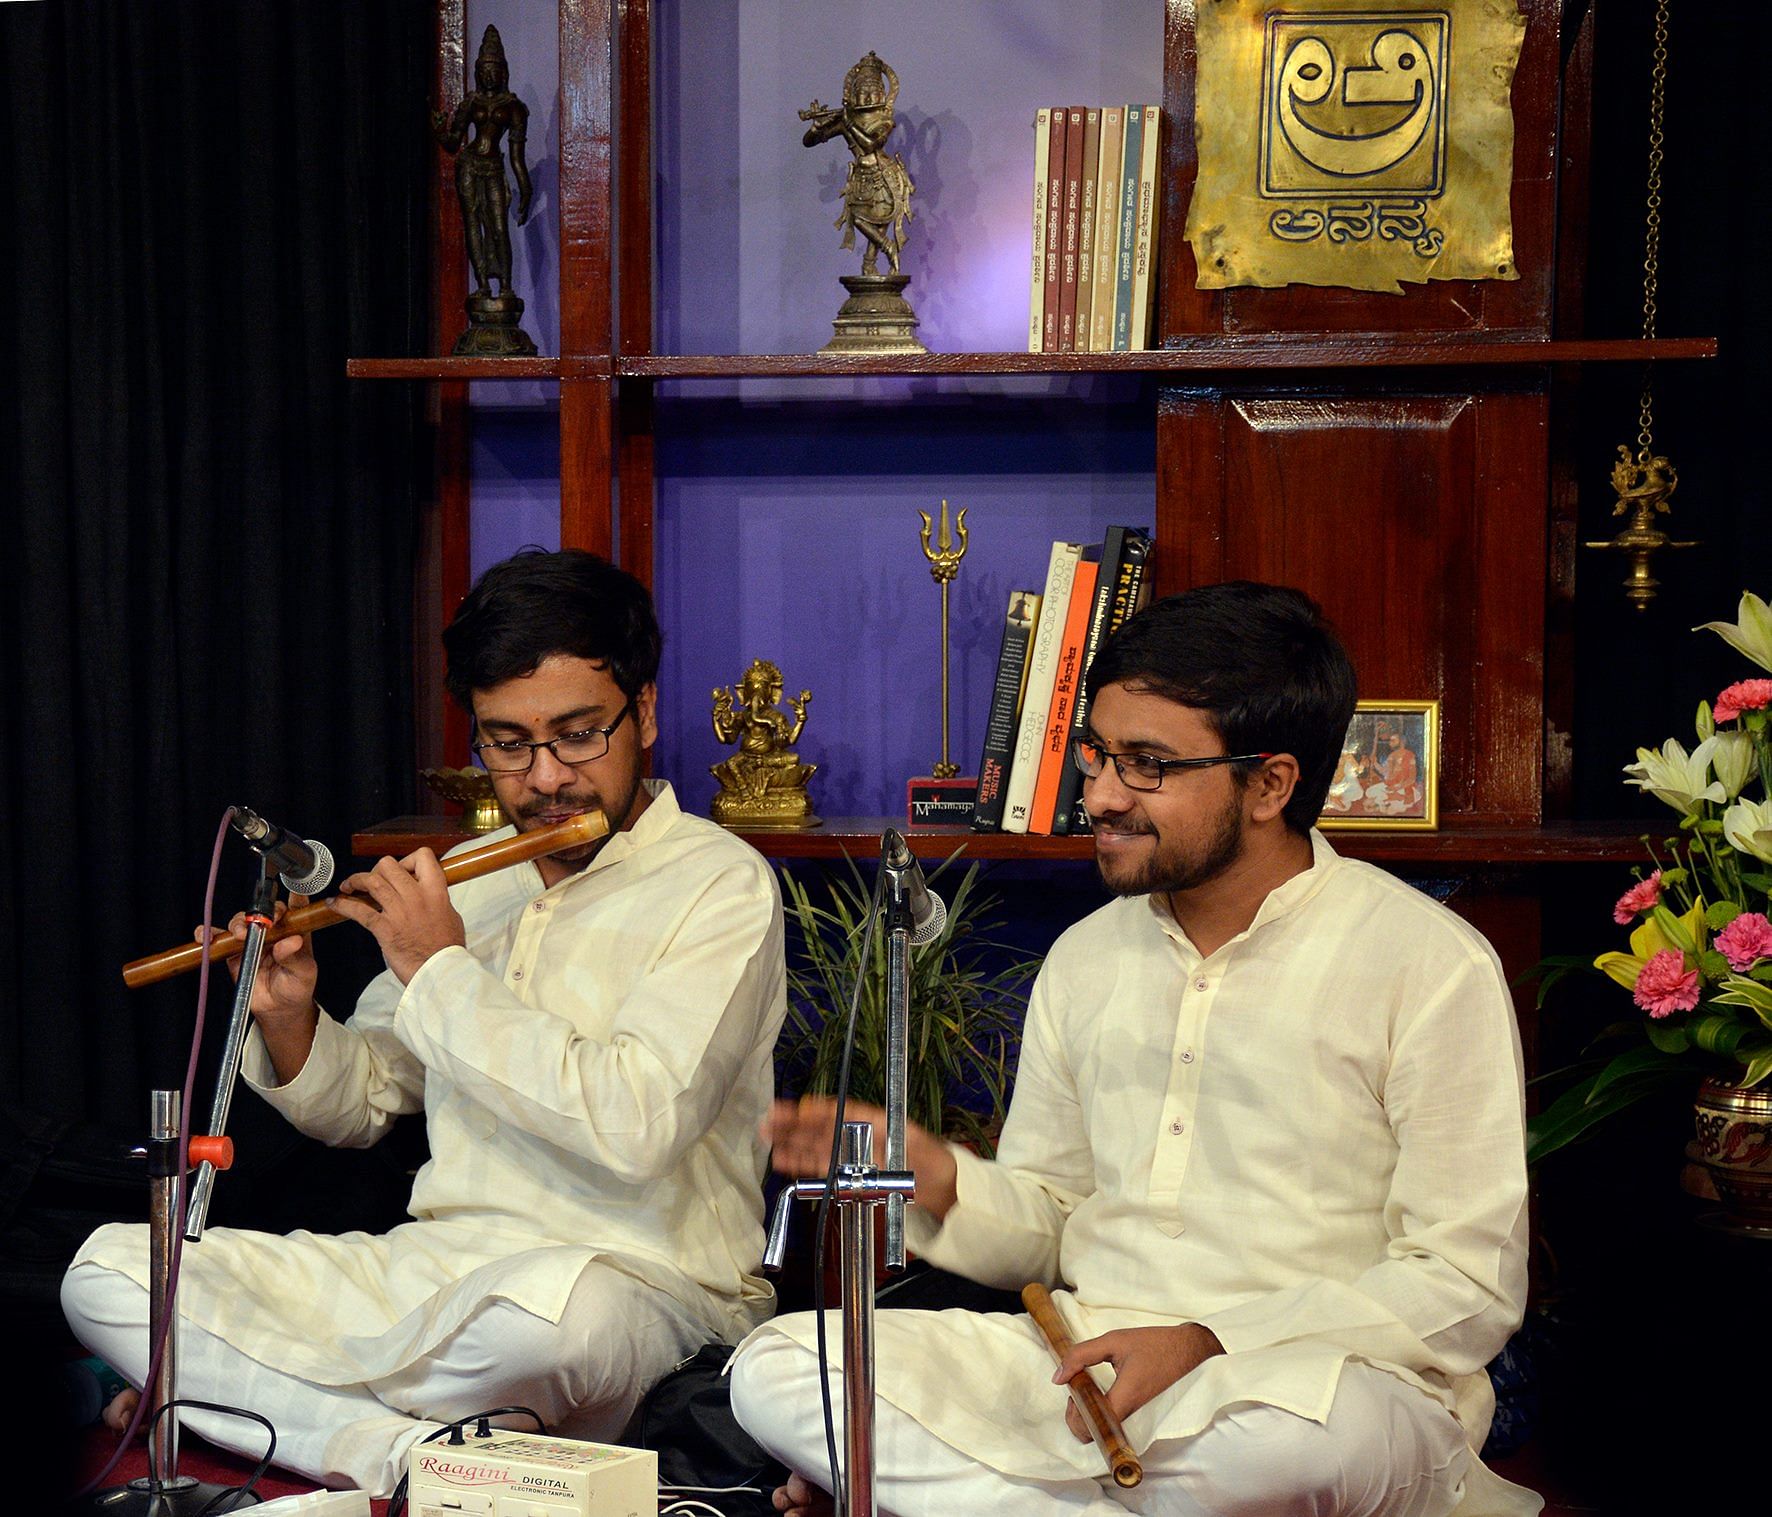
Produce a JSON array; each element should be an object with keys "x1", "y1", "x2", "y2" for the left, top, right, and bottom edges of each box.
[
  {"x1": 733, "y1": 582, "x2": 1539, "y2": 1517},
  {"x1": 64, "y1": 550, "x2": 786, "y2": 1496}
]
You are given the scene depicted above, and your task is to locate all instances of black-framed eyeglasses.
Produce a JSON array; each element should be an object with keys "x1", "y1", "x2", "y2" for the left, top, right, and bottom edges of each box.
[
  {"x1": 1071, "y1": 736, "x2": 1272, "y2": 792},
  {"x1": 470, "y1": 700, "x2": 634, "y2": 774}
]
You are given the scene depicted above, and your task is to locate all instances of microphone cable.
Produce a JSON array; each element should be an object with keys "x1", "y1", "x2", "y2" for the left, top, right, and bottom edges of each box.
[
  {"x1": 75, "y1": 806, "x2": 238, "y2": 1500},
  {"x1": 805, "y1": 853, "x2": 890, "y2": 1517}
]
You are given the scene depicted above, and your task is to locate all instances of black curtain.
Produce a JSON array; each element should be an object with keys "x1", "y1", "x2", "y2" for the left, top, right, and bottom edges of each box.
[{"x1": 0, "y1": 0, "x2": 433, "y2": 1161}]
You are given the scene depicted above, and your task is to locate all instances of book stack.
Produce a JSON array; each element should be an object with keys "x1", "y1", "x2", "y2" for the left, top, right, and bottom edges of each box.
[
  {"x1": 1027, "y1": 106, "x2": 1162, "y2": 354},
  {"x1": 972, "y1": 526, "x2": 1154, "y2": 835}
]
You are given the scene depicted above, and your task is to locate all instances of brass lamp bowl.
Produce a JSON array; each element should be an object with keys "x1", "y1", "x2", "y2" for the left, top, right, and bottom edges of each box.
[{"x1": 419, "y1": 766, "x2": 507, "y2": 833}]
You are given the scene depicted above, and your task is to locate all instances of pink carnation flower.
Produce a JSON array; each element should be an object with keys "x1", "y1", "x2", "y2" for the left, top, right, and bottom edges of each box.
[
  {"x1": 1716, "y1": 911, "x2": 1772, "y2": 971},
  {"x1": 1633, "y1": 949, "x2": 1701, "y2": 1019},
  {"x1": 1613, "y1": 870, "x2": 1663, "y2": 924},
  {"x1": 1713, "y1": 678, "x2": 1772, "y2": 723}
]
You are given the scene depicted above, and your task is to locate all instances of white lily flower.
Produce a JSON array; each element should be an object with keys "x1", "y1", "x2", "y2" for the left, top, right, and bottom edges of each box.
[
  {"x1": 1723, "y1": 797, "x2": 1772, "y2": 864},
  {"x1": 1622, "y1": 737, "x2": 1727, "y2": 814},
  {"x1": 1695, "y1": 590, "x2": 1772, "y2": 674},
  {"x1": 1713, "y1": 730, "x2": 1757, "y2": 799}
]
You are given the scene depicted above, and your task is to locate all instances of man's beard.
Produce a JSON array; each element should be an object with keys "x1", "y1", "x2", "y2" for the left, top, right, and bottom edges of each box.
[
  {"x1": 513, "y1": 774, "x2": 642, "y2": 859},
  {"x1": 1094, "y1": 790, "x2": 1245, "y2": 898}
]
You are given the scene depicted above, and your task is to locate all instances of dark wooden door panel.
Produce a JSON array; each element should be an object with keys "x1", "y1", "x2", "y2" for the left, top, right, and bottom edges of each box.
[{"x1": 1155, "y1": 389, "x2": 1546, "y2": 822}]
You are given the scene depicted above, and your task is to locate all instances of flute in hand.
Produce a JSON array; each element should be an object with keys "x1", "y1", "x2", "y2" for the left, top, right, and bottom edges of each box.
[
  {"x1": 1022, "y1": 1281, "x2": 1144, "y2": 1489},
  {"x1": 121, "y1": 810, "x2": 609, "y2": 989}
]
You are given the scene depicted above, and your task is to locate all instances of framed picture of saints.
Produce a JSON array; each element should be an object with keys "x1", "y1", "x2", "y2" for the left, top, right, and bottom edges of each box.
[{"x1": 1319, "y1": 700, "x2": 1439, "y2": 831}]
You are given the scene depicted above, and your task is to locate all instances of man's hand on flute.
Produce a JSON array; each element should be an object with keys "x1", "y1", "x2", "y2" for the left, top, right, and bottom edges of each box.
[
  {"x1": 329, "y1": 849, "x2": 467, "y2": 985},
  {"x1": 760, "y1": 1095, "x2": 960, "y2": 1221},
  {"x1": 197, "y1": 898, "x2": 319, "y2": 1086},
  {"x1": 1050, "y1": 1323, "x2": 1225, "y2": 1443}
]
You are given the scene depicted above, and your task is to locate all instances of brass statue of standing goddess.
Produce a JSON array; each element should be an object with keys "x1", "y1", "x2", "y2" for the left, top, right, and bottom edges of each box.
[
  {"x1": 797, "y1": 52, "x2": 926, "y2": 354},
  {"x1": 433, "y1": 26, "x2": 538, "y2": 356},
  {"x1": 710, "y1": 660, "x2": 820, "y2": 829}
]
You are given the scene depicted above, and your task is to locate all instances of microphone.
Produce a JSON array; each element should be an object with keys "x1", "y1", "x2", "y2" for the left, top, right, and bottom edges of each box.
[
  {"x1": 881, "y1": 828, "x2": 947, "y2": 947},
  {"x1": 231, "y1": 807, "x2": 335, "y2": 895}
]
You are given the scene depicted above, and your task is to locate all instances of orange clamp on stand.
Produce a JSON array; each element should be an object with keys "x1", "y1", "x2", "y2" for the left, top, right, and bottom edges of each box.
[{"x1": 187, "y1": 1136, "x2": 234, "y2": 1171}]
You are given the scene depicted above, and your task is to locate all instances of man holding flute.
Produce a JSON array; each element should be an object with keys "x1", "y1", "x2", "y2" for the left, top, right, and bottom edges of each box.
[
  {"x1": 733, "y1": 583, "x2": 1538, "y2": 1517},
  {"x1": 64, "y1": 549, "x2": 787, "y2": 1496}
]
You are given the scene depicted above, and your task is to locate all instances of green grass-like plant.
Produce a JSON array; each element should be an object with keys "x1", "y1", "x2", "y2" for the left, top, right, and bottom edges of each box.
[{"x1": 777, "y1": 854, "x2": 1040, "y2": 1155}]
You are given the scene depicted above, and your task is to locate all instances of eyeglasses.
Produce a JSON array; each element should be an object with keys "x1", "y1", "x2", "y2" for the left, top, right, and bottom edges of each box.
[
  {"x1": 1071, "y1": 736, "x2": 1272, "y2": 792},
  {"x1": 471, "y1": 700, "x2": 634, "y2": 774}
]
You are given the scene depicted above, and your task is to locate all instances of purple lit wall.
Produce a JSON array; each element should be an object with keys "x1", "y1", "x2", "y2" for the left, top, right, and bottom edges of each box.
[{"x1": 469, "y1": 2, "x2": 1163, "y2": 817}]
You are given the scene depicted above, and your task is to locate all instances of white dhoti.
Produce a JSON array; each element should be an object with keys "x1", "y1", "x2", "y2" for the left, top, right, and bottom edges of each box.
[
  {"x1": 64, "y1": 1223, "x2": 707, "y2": 1496},
  {"x1": 731, "y1": 1321, "x2": 1474, "y2": 1517}
]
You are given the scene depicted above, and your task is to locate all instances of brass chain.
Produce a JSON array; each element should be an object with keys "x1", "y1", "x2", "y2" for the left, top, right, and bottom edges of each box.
[{"x1": 1637, "y1": 0, "x2": 1669, "y2": 452}]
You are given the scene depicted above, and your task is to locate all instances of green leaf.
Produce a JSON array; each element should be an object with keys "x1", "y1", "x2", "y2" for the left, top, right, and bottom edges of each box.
[
  {"x1": 1588, "y1": 1042, "x2": 1681, "y2": 1098},
  {"x1": 1740, "y1": 1049, "x2": 1772, "y2": 1088},
  {"x1": 1527, "y1": 1062, "x2": 1692, "y2": 1166},
  {"x1": 1751, "y1": 963, "x2": 1772, "y2": 982},
  {"x1": 1714, "y1": 974, "x2": 1772, "y2": 1022},
  {"x1": 1706, "y1": 900, "x2": 1744, "y2": 929},
  {"x1": 1645, "y1": 1019, "x2": 1692, "y2": 1054},
  {"x1": 1520, "y1": 955, "x2": 1598, "y2": 1008},
  {"x1": 1689, "y1": 1014, "x2": 1747, "y2": 1057},
  {"x1": 1739, "y1": 871, "x2": 1772, "y2": 893}
]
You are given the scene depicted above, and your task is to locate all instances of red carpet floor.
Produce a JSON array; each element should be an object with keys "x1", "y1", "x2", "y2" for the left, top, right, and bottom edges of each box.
[{"x1": 73, "y1": 1424, "x2": 388, "y2": 1513}]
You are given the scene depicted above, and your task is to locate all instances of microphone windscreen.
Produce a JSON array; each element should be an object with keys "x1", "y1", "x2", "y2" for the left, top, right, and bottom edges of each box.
[
  {"x1": 910, "y1": 890, "x2": 947, "y2": 948},
  {"x1": 282, "y1": 839, "x2": 335, "y2": 897}
]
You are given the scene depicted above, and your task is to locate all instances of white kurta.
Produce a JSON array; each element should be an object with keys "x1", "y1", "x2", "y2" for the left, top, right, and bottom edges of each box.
[
  {"x1": 77, "y1": 780, "x2": 786, "y2": 1384},
  {"x1": 746, "y1": 831, "x2": 1537, "y2": 1515}
]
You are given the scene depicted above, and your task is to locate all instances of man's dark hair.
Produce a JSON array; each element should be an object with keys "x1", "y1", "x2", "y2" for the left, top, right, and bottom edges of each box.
[
  {"x1": 443, "y1": 548, "x2": 663, "y2": 711},
  {"x1": 1084, "y1": 581, "x2": 1358, "y2": 834}
]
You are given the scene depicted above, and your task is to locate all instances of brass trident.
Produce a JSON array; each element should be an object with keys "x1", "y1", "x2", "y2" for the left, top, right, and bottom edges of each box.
[{"x1": 918, "y1": 500, "x2": 970, "y2": 777}]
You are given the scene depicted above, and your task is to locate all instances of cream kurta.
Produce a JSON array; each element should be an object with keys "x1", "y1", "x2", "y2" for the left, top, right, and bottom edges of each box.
[
  {"x1": 750, "y1": 832, "x2": 1536, "y2": 1515},
  {"x1": 78, "y1": 781, "x2": 786, "y2": 1384}
]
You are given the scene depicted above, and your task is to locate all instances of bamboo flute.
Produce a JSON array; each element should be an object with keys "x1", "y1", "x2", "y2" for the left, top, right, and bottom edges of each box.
[
  {"x1": 1021, "y1": 1281, "x2": 1144, "y2": 1489},
  {"x1": 122, "y1": 810, "x2": 609, "y2": 989}
]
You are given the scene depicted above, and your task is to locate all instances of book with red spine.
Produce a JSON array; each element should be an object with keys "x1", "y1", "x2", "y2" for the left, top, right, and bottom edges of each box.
[
  {"x1": 1056, "y1": 107, "x2": 1085, "y2": 352},
  {"x1": 1073, "y1": 108, "x2": 1101, "y2": 357}
]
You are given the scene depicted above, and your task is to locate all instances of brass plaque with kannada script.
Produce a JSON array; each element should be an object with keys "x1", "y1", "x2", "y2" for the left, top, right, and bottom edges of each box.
[{"x1": 1186, "y1": 1, "x2": 1525, "y2": 293}]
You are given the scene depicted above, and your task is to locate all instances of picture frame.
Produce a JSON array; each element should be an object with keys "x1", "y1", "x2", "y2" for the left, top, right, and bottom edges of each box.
[{"x1": 1318, "y1": 700, "x2": 1439, "y2": 831}]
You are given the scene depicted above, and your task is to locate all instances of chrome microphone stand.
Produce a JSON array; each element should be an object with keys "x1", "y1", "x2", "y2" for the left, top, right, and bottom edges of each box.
[
  {"x1": 762, "y1": 835, "x2": 926, "y2": 1517},
  {"x1": 185, "y1": 859, "x2": 278, "y2": 1242}
]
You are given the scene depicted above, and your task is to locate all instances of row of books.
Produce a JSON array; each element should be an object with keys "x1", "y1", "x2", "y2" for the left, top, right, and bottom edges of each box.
[
  {"x1": 972, "y1": 526, "x2": 1155, "y2": 835},
  {"x1": 1027, "y1": 105, "x2": 1163, "y2": 354}
]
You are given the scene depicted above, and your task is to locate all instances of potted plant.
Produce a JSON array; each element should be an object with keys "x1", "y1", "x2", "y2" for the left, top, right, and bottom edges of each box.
[
  {"x1": 1530, "y1": 591, "x2": 1772, "y2": 1229},
  {"x1": 776, "y1": 852, "x2": 1041, "y2": 1156}
]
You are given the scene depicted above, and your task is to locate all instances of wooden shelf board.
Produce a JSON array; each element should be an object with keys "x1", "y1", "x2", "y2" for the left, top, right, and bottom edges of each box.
[
  {"x1": 346, "y1": 338, "x2": 1715, "y2": 384},
  {"x1": 352, "y1": 814, "x2": 1655, "y2": 866},
  {"x1": 347, "y1": 356, "x2": 570, "y2": 380},
  {"x1": 617, "y1": 336, "x2": 1715, "y2": 381}
]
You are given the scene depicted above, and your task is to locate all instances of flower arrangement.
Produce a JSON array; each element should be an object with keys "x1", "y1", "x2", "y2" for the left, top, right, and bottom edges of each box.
[{"x1": 1529, "y1": 591, "x2": 1772, "y2": 1163}]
